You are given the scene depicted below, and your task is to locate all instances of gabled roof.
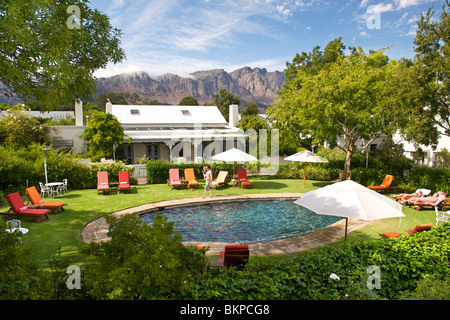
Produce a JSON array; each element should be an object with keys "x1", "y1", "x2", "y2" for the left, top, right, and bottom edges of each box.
[{"x1": 111, "y1": 105, "x2": 228, "y2": 126}]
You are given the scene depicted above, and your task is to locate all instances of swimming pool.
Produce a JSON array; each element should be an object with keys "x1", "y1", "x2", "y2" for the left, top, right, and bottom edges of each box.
[{"x1": 139, "y1": 200, "x2": 341, "y2": 243}]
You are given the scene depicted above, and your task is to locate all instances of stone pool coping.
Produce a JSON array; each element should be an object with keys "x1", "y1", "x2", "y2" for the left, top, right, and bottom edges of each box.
[{"x1": 80, "y1": 193, "x2": 371, "y2": 256}]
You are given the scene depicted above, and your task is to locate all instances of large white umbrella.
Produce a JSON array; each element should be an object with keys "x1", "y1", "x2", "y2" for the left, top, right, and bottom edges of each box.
[
  {"x1": 212, "y1": 148, "x2": 258, "y2": 179},
  {"x1": 294, "y1": 180, "x2": 405, "y2": 242},
  {"x1": 284, "y1": 150, "x2": 328, "y2": 187}
]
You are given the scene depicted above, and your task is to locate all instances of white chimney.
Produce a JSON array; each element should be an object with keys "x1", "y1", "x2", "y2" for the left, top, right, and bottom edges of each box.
[
  {"x1": 229, "y1": 104, "x2": 239, "y2": 127},
  {"x1": 75, "y1": 100, "x2": 83, "y2": 126},
  {"x1": 105, "y1": 100, "x2": 113, "y2": 114}
]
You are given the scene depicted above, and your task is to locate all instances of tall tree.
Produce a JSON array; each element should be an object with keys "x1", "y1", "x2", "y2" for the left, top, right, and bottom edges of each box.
[
  {"x1": 214, "y1": 87, "x2": 241, "y2": 121},
  {"x1": 0, "y1": 0, "x2": 125, "y2": 110},
  {"x1": 268, "y1": 48, "x2": 403, "y2": 179},
  {"x1": 413, "y1": 1, "x2": 450, "y2": 137},
  {"x1": 82, "y1": 112, "x2": 124, "y2": 162}
]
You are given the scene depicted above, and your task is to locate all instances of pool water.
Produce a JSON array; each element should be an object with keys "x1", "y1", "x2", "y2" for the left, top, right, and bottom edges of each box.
[{"x1": 140, "y1": 200, "x2": 341, "y2": 243}]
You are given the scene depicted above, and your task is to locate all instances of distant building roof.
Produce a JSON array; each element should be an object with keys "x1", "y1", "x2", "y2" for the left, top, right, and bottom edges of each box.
[
  {"x1": 0, "y1": 110, "x2": 74, "y2": 120},
  {"x1": 110, "y1": 105, "x2": 228, "y2": 127}
]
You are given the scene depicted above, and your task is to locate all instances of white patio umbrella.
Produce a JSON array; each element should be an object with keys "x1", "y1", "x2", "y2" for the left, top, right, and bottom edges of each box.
[
  {"x1": 212, "y1": 148, "x2": 258, "y2": 179},
  {"x1": 294, "y1": 180, "x2": 405, "y2": 242},
  {"x1": 284, "y1": 150, "x2": 328, "y2": 187}
]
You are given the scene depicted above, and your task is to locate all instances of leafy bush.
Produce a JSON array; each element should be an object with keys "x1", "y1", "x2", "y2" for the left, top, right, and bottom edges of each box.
[
  {"x1": 408, "y1": 165, "x2": 450, "y2": 194},
  {"x1": 189, "y1": 223, "x2": 450, "y2": 300},
  {"x1": 80, "y1": 213, "x2": 208, "y2": 299},
  {"x1": 0, "y1": 144, "x2": 134, "y2": 199},
  {"x1": 0, "y1": 220, "x2": 52, "y2": 299}
]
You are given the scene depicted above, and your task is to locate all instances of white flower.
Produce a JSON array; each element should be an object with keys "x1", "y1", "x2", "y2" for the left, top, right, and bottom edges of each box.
[{"x1": 329, "y1": 273, "x2": 340, "y2": 281}]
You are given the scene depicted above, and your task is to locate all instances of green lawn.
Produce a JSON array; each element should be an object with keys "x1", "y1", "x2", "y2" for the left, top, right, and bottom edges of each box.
[{"x1": 1, "y1": 179, "x2": 439, "y2": 269}]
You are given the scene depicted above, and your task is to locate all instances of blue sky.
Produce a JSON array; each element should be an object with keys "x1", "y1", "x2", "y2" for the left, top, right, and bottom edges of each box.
[{"x1": 91, "y1": 0, "x2": 444, "y2": 78}]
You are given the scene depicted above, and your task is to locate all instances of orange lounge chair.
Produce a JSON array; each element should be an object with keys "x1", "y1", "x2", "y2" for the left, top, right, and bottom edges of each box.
[
  {"x1": 184, "y1": 168, "x2": 199, "y2": 188},
  {"x1": 25, "y1": 186, "x2": 67, "y2": 213},
  {"x1": 368, "y1": 175, "x2": 394, "y2": 191},
  {"x1": 380, "y1": 223, "x2": 433, "y2": 239},
  {"x1": 3, "y1": 192, "x2": 50, "y2": 223},
  {"x1": 168, "y1": 168, "x2": 182, "y2": 189},
  {"x1": 237, "y1": 168, "x2": 252, "y2": 189},
  {"x1": 97, "y1": 171, "x2": 110, "y2": 194},
  {"x1": 118, "y1": 171, "x2": 131, "y2": 193},
  {"x1": 220, "y1": 245, "x2": 250, "y2": 270},
  {"x1": 212, "y1": 170, "x2": 228, "y2": 189}
]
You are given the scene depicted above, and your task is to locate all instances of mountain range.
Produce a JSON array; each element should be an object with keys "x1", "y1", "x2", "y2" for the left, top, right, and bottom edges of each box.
[
  {"x1": 95, "y1": 67, "x2": 286, "y2": 109},
  {"x1": 0, "y1": 67, "x2": 286, "y2": 109}
]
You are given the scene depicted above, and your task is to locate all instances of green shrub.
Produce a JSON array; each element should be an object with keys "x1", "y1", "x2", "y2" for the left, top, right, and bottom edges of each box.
[
  {"x1": 408, "y1": 165, "x2": 450, "y2": 194},
  {"x1": 189, "y1": 223, "x2": 450, "y2": 300},
  {"x1": 0, "y1": 220, "x2": 52, "y2": 299},
  {"x1": 0, "y1": 144, "x2": 134, "y2": 196},
  {"x1": 80, "y1": 213, "x2": 208, "y2": 299}
]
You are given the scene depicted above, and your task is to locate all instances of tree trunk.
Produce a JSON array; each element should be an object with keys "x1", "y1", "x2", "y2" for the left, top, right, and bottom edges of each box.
[{"x1": 343, "y1": 150, "x2": 354, "y2": 180}]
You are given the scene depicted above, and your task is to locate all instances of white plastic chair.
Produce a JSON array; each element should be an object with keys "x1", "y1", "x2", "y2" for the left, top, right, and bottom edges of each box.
[
  {"x1": 39, "y1": 182, "x2": 52, "y2": 198},
  {"x1": 5, "y1": 219, "x2": 29, "y2": 234},
  {"x1": 57, "y1": 179, "x2": 68, "y2": 194},
  {"x1": 434, "y1": 206, "x2": 450, "y2": 226}
]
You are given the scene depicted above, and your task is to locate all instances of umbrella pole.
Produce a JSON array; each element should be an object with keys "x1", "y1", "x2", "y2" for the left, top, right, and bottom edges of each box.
[
  {"x1": 344, "y1": 218, "x2": 348, "y2": 242},
  {"x1": 304, "y1": 163, "x2": 306, "y2": 187}
]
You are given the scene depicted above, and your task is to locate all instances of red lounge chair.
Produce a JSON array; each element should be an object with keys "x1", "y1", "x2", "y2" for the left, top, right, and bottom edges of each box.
[
  {"x1": 3, "y1": 192, "x2": 49, "y2": 222},
  {"x1": 220, "y1": 245, "x2": 250, "y2": 270},
  {"x1": 97, "y1": 171, "x2": 110, "y2": 194},
  {"x1": 168, "y1": 168, "x2": 182, "y2": 189},
  {"x1": 406, "y1": 224, "x2": 433, "y2": 235},
  {"x1": 25, "y1": 186, "x2": 67, "y2": 213},
  {"x1": 118, "y1": 171, "x2": 131, "y2": 193},
  {"x1": 237, "y1": 168, "x2": 252, "y2": 189},
  {"x1": 368, "y1": 175, "x2": 394, "y2": 191}
]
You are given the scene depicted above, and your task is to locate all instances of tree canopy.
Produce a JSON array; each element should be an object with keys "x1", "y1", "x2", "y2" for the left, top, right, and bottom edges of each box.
[
  {"x1": 413, "y1": 0, "x2": 450, "y2": 137},
  {"x1": 268, "y1": 46, "x2": 413, "y2": 178},
  {"x1": 0, "y1": 0, "x2": 125, "y2": 110},
  {"x1": 82, "y1": 112, "x2": 124, "y2": 162}
]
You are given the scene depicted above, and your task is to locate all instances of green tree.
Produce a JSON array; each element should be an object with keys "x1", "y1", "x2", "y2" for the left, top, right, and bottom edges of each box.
[
  {"x1": 179, "y1": 96, "x2": 199, "y2": 106},
  {"x1": 82, "y1": 111, "x2": 124, "y2": 162},
  {"x1": 214, "y1": 88, "x2": 241, "y2": 121},
  {"x1": 241, "y1": 101, "x2": 259, "y2": 117},
  {"x1": 284, "y1": 37, "x2": 346, "y2": 80},
  {"x1": 269, "y1": 48, "x2": 404, "y2": 179},
  {"x1": 0, "y1": 0, "x2": 125, "y2": 110},
  {"x1": 0, "y1": 104, "x2": 50, "y2": 147},
  {"x1": 413, "y1": 1, "x2": 450, "y2": 137}
]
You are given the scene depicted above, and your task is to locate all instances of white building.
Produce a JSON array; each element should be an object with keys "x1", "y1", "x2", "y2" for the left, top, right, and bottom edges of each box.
[{"x1": 105, "y1": 102, "x2": 246, "y2": 163}]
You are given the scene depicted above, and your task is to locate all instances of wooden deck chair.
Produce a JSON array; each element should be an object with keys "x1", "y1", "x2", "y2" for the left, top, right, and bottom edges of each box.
[
  {"x1": 184, "y1": 168, "x2": 199, "y2": 188},
  {"x1": 408, "y1": 192, "x2": 448, "y2": 211},
  {"x1": 237, "y1": 168, "x2": 252, "y2": 189},
  {"x1": 212, "y1": 171, "x2": 228, "y2": 189},
  {"x1": 118, "y1": 171, "x2": 131, "y2": 193},
  {"x1": 220, "y1": 245, "x2": 250, "y2": 270},
  {"x1": 25, "y1": 186, "x2": 67, "y2": 213},
  {"x1": 168, "y1": 168, "x2": 182, "y2": 189},
  {"x1": 368, "y1": 175, "x2": 394, "y2": 191},
  {"x1": 2, "y1": 192, "x2": 50, "y2": 223},
  {"x1": 97, "y1": 171, "x2": 110, "y2": 194}
]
